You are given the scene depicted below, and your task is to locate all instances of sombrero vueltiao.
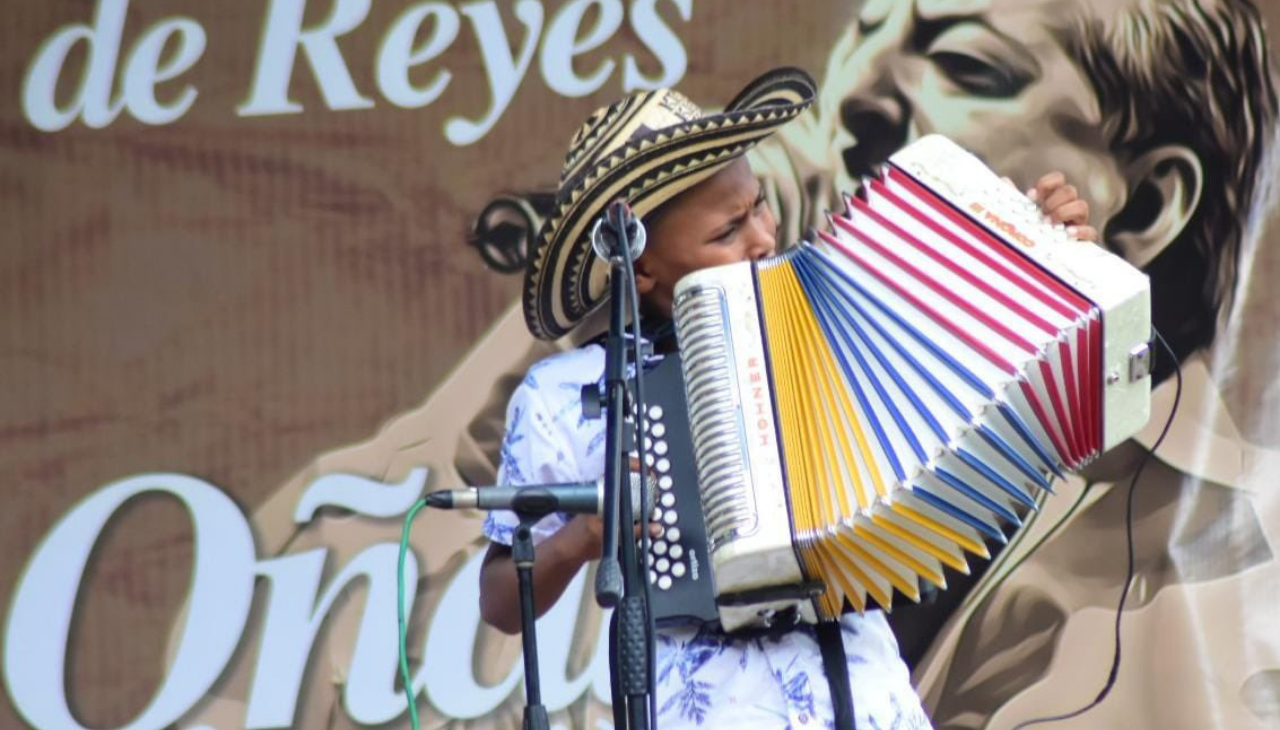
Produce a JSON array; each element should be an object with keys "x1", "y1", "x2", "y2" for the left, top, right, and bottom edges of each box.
[{"x1": 523, "y1": 67, "x2": 817, "y2": 340}]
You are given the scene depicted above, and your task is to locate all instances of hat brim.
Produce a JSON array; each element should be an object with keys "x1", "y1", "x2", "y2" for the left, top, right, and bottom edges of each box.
[{"x1": 523, "y1": 67, "x2": 817, "y2": 340}]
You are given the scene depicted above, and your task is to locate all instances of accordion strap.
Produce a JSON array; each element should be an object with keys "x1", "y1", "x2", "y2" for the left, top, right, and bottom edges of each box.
[{"x1": 816, "y1": 621, "x2": 857, "y2": 730}]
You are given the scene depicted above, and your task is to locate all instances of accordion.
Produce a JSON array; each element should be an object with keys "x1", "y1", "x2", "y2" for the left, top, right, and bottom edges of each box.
[{"x1": 644, "y1": 135, "x2": 1152, "y2": 632}]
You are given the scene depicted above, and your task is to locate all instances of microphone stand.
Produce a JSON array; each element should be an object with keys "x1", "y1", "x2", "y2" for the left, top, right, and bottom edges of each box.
[
  {"x1": 589, "y1": 200, "x2": 652, "y2": 730},
  {"x1": 511, "y1": 512, "x2": 551, "y2": 730}
]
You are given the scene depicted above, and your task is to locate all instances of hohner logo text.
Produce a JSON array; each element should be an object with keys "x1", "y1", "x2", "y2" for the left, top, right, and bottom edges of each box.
[
  {"x1": 747, "y1": 356, "x2": 772, "y2": 447},
  {"x1": 968, "y1": 202, "x2": 1036, "y2": 248}
]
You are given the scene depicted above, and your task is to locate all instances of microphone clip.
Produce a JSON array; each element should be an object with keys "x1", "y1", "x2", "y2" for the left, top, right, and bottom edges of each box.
[{"x1": 590, "y1": 199, "x2": 646, "y2": 265}]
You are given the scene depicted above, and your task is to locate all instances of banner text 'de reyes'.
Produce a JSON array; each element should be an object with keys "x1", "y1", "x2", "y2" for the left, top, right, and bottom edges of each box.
[{"x1": 22, "y1": 0, "x2": 693, "y2": 144}]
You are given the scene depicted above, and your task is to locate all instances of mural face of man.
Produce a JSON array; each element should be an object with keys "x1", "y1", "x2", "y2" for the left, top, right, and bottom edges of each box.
[
  {"x1": 817, "y1": 0, "x2": 1280, "y2": 387},
  {"x1": 822, "y1": 0, "x2": 1192, "y2": 270}
]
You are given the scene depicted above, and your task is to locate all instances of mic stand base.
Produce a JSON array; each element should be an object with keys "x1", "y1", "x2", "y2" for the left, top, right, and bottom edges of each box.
[{"x1": 513, "y1": 514, "x2": 550, "y2": 730}]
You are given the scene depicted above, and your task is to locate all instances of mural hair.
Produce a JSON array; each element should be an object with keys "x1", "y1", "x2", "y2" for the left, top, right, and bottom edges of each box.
[{"x1": 1071, "y1": 0, "x2": 1279, "y2": 374}]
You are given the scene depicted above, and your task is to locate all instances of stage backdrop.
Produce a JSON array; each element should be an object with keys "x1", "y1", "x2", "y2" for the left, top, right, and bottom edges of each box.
[{"x1": 4, "y1": 1, "x2": 1280, "y2": 729}]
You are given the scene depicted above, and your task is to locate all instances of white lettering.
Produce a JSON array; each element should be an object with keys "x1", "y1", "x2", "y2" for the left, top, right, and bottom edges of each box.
[
  {"x1": 422, "y1": 548, "x2": 524, "y2": 717},
  {"x1": 444, "y1": 0, "x2": 544, "y2": 146},
  {"x1": 539, "y1": 0, "x2": 624, "y2": 98},
  {"x1": 239, "y1": 0, "x2": 376, "y2": 116},
  {"x1": 22, "y1": 0, "x2": 696, "y2": 137},
  {"x1": 122, "y1": 18, "x2": 206, "y2": 125},
  {"x1": 623, "y1": 0, "x2": 691, "y2": 90},
  {"x1": 249, "y1": 544, "x2": 418, "y2": 726},
  {"x1": 4, "y1": 474, "x2": 255, "y2": 730},
  {"x1": 532, "y1": 563, "x2": 604, "y2": 711},
  {"x1": 422, "y1": 549, "x2": 613, "y2": 717},
  {"x1": 23, "y1": 0, "x2": 128, "y2": 131},
  {"x1": 5, "y1": 467, "x2": 625, "y2": 728},
  {"x1": 22, "y1": 0, "x2": 205, "y2": 131},
  {"x1": 377, "y1": 2, "x2": 460, "y2": 109}
]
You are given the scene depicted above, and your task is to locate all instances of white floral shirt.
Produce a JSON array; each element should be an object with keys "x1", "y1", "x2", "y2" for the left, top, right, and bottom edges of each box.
[{"x1": 484, "y1": 344, "x2": 934, "y2": 730}]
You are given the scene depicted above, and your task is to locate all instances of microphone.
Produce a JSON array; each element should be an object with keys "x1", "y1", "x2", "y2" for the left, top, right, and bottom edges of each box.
[
  {"x1": 589, "y1": 200, "x2": 646, "y2": 263},
  {"x1": 424, "y1": 471, "x2": 656, "y2": 519}
]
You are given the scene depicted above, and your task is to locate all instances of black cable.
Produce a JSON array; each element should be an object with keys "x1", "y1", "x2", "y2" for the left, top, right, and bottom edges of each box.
[
  {"x1": 972, "y1": 481, "x2": 1096, "y2": 626},
  {"x1": 1009, "y1": 328, "x2": 1182, "y2": 730}
]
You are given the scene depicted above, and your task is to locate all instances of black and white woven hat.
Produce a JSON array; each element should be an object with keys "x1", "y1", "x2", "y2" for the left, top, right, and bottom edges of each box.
[{"x1": 522, "y1": 67, "x2": 816, "y2": 340}]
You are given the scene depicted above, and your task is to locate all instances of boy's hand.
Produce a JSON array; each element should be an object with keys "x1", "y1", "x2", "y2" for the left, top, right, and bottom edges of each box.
[
  {"x1": 1026, "y1": 171, "x2": 1098, "y2": 242},
  {"x1": 564, "y1": 508, "x2": 663, "y2": 562}
]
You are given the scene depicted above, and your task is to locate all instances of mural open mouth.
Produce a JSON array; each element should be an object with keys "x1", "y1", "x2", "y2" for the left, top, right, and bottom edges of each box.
[{"x1": 839, "y1": 102, "x2": 909, "y2": 182}]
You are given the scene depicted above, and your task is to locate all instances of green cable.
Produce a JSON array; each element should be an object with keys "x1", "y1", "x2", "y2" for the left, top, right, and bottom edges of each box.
[{"x1": 399, "y1": 498, "x2": 428, "y2": 730}]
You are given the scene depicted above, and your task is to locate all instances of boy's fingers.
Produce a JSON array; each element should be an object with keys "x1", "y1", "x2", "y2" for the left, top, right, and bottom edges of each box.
[
  {"x1": 1042, "y1": 183, "x2": 1080, "y2": 216},
  {"x1": 1048, "y1": 198, "x2": 1089, "y2": 226},
  {"x1": 1067, "y1": 225, "x2": 1098, "y2": 242}
]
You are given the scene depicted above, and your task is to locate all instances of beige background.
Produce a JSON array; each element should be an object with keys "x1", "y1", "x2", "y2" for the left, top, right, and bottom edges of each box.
[
  {"x1": 5, "y1": 1, "x2": 1280, "y2": 729},
  {"x1": 0, "y1": 2, "x2": 847, "y2": 728}
]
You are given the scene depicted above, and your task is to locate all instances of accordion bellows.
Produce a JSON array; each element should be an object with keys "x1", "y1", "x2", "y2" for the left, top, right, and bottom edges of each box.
[{"x1": 671, "y1": 135, "x2": 1152, "y2": 631}]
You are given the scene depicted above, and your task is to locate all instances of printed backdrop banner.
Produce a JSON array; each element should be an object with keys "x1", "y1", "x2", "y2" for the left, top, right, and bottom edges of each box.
[{"x1": 3, "y1": 1, "x2": 1280, "y2": 729}]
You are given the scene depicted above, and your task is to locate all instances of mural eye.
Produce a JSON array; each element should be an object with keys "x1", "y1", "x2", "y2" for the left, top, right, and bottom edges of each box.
[
  {"x1": 930, "y1": 51, "x2": 1029, "y2": 98},
  {"x1": 856, "y1": 0, "x2": 893, "y2": 35}
]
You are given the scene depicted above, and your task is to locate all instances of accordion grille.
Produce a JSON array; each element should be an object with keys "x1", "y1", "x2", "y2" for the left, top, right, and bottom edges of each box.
[{"x1": 673, "y1": 285, "x2": 757, "y2": 547}]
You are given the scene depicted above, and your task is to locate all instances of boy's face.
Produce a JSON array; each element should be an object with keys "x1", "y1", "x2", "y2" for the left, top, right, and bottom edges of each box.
[{"x1": 635, "y1": 157, "x2": 778, "y2": 317}]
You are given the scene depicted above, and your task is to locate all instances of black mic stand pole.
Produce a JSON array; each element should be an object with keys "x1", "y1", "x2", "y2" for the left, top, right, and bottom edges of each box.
[
  {"x1": 590, "y1": 200, "x2": 651, "y2": 730},
  {"x1": 512, "y1": 510, "x2": 554, "y2": 730}
]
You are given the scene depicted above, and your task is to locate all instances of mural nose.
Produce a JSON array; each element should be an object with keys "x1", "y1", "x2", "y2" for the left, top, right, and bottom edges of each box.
[{"x1": 839, "y1": 95, "x2": 909, "y2": 180}]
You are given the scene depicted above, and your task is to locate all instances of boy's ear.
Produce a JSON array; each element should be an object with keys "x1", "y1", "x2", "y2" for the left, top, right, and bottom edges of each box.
[
  {"x1": 1106, "y1": 144, "x2": 1203, "y2": 269},
  {"x1": 633, "y1": 255, "x2": 658, "y2": 296}
]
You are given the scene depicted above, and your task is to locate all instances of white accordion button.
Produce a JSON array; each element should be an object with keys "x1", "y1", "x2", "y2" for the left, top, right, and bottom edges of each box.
[
  {"x1": 656, "y1": 557, "x2": 670, "y2": 573},
  {"x1": 669, "y1": 544, "x2": 684, "y2": 559},
  {"x1": 660, "y1": 492, "x2": 676, "y2": 507},
  {"x1": 653, "y1": 540, "x2": 668, "y2": 556},
  {"x1": 656, "y1": 457, "x2": 671, "y2": 474},
  {"x1": 649, "y1": 570, "x2": 657, "y2": 584},
  {"x1": 654, "y1": 440, "x2": 668, "y2": 456},
  {"x1": 666, "y1": 526, "x2": 681, "y2": 542},
  {"x1": 648, "y1": 405, "x2": 664, "y2": 420},
  {"x1": 671, "y1": 561, "x2": 686, "y2": 578},
  {"x1": 651, "y1": 423, "x2": 666, "y2": 438},
  {"x1": 662, "y1": 510, "x2": 678, "y2": 526},
  {"x1": 658, "y1": 575, "x2": 673, "y2": 590},
  {"x1": 658, "y1": 475, "x2": 673, "y2": 490}
]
